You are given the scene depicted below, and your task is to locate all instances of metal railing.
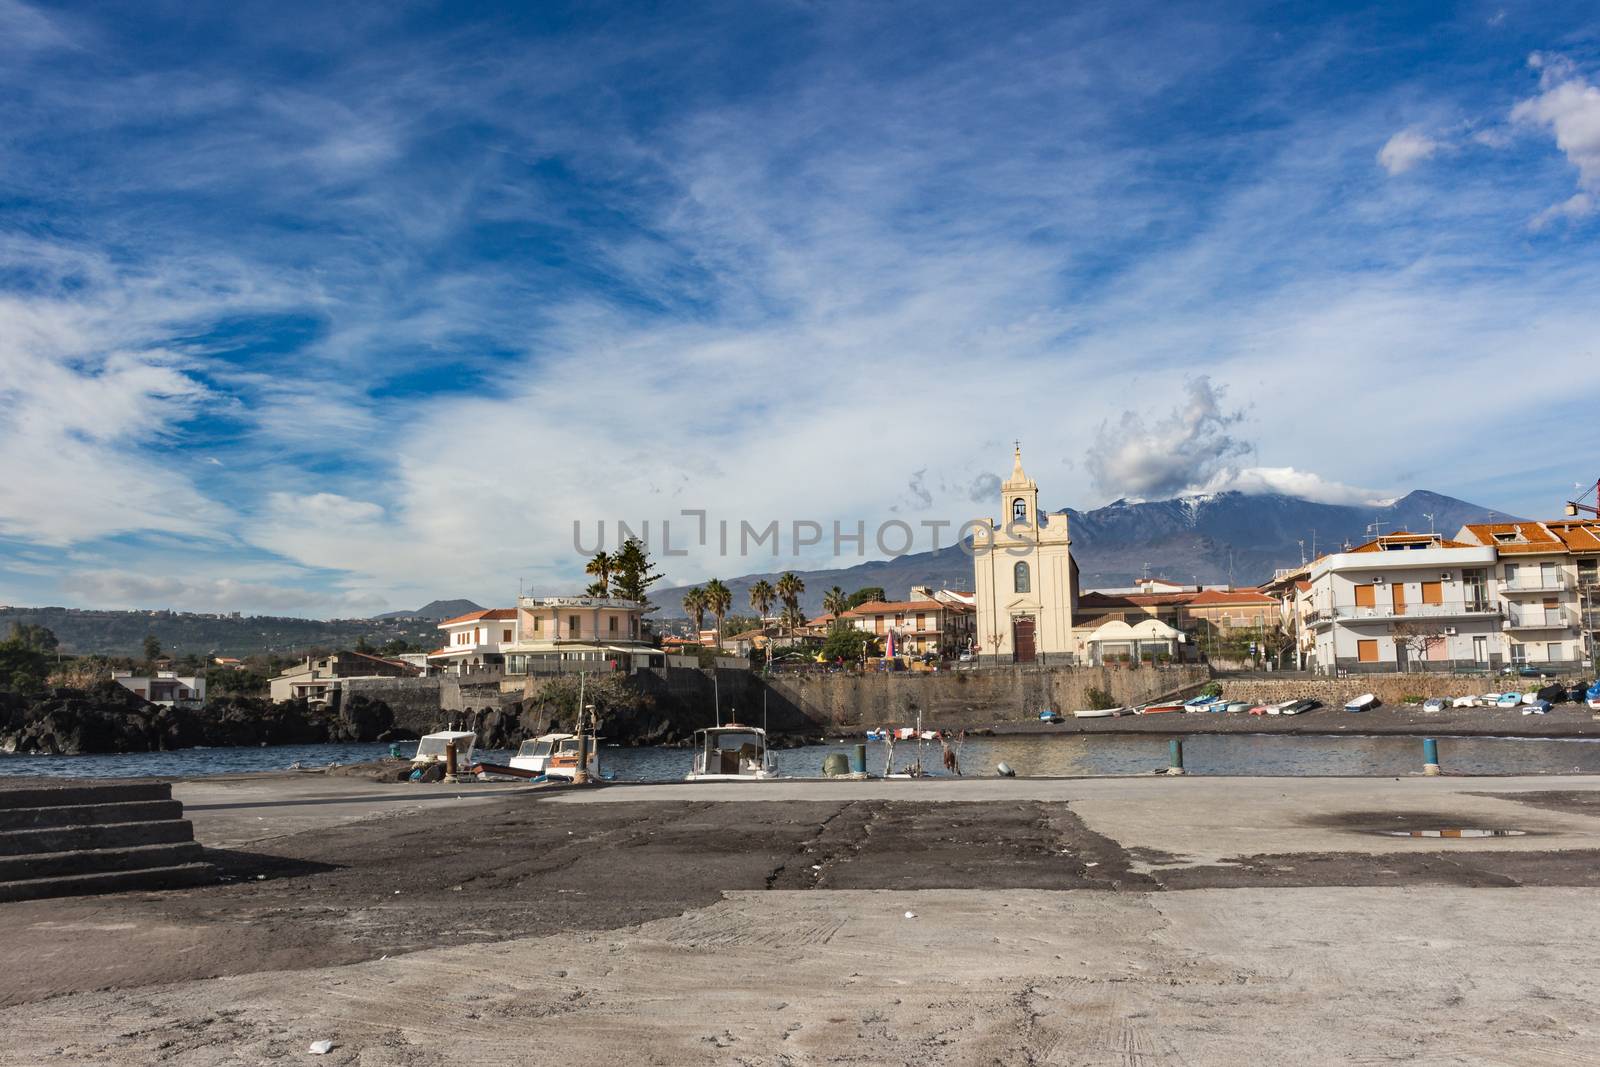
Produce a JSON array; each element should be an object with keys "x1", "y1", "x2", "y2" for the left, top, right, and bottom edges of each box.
[
  {"x1": 1504, "y1": 609, "x2": 1573, "y2": 630},
  {"x1": 1309, "y1": 602, "x2": 1499, "y2": 624},
  {"x1": 1501, "y1": 576, "x2": 1572, "y2": 593}
]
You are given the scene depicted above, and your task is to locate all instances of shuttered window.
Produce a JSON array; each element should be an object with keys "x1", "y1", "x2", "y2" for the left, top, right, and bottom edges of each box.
[
  {"x1": 1354, "y1": 584, "x2": 1376, "y2": 608},
  {"x1": 1357, "y1": 639, "x2": 1379, "y2": 662}
]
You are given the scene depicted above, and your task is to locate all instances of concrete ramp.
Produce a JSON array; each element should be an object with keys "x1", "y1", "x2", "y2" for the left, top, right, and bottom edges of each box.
[{"x1": 0, "y1": 782, "x2": 212, "y2": 902}]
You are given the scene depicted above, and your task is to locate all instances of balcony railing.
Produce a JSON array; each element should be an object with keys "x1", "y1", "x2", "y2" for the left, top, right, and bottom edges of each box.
[
  {"x1": 1504, "y1": 609, "x2": 1572, "y2": 630},
  {"x1": 1501, "y1": 576, "x2": 1572, "y2": 593},
  {"x1": 1308, "y1": 602, "x2": 1500, "y2": 625}
]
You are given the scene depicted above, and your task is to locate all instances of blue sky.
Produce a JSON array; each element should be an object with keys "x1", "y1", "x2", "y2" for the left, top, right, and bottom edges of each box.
[{"x1": 2, "y1": 0, "x2": 1598, "y2": 617}]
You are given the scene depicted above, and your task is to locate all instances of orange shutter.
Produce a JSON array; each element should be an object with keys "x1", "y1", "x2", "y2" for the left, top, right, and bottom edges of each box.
[
  {"x1": 1357, "y1": 639, "x2": 1379, "y2": 662},
  {"x1": 1421, "y1": 582, "x2": 1442, "y2": 605},
  {"x1": 1391, "y1": 584, "x2": 1406, "y2": 615},
  {"x1": 1354, "y1": 584, "x2": 1376, "y2": 608}
]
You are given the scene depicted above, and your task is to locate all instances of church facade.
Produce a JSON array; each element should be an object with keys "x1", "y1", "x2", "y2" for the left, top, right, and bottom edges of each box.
[{"x1": 972, "y1": 447, "x2": 1079, "y2": 665}]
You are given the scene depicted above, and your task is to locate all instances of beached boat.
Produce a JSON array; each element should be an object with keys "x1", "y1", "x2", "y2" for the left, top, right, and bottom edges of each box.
[
  {"x1": 411, "y1": 730, "x2": 476, "y2": 769},
  {"x1": 1522, "y1": 700, "x2": 1552, "y2": 716},
  {"x1": 508, "y1": 733, "x2": 600, "y2": 780},
  {"x1": 1422, "y1": 697, "x2": 1447, "y2": 713},
  {"x1": 1247, "y1": 704, "x2": 1271, "y2": 716},
  {"x1": 1224, "y1": 701, "x2": 1251, "y2": 714},
  {"x1": 1073, "y1": 707, "x2": 1122, "y2": 719},
  {"x1": 1587, "y1": 681, "x2": 1600, "y2": 711},
  {"x1": 1521, "y1": 691, "x2": 1541, "y2": 706},
  {"x1": 1344, "y1": 693, "x2": 1378, "y2": 712},
  {"x1": 1137, "y1": 703, "x2": 1184, "y2": 714},
  {"x1": 686, "y1": 724, "x2": 778, "y2": 781},
  {"x1": 1451, "y1": 695, "x2": 1477, "y2": 709},
  {"x1": 1495, "y1": 693, "x2": 1522, "y2": 709},
  {"x1": 1184, "y1": 695, "x2": 1223, "y2": 713},
  {"x1": 1280, "y1": 699, "x2": 1320, "y2": 716}
]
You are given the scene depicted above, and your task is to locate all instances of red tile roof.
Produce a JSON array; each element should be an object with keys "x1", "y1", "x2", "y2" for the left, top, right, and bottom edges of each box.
[
  {"x1": 439, "y1": 608, "x2": 517, "y2": 626},
  {"x1": 1185, "y1": 589, "x2": 1277, "y2": 607},
  {"x1": 841, "y1": 600, "x2": 945, "y2": 616}
]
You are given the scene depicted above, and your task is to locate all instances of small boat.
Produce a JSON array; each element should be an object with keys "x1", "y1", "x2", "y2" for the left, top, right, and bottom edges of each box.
[
  {"x1": 1247, "y1": 704, "x2": 1271, "y2": 716},
  {"x1": 1586, "y1": 681, "x2": 1600, "y2": 711},
  {"x1": 1137, "y1": 703, "x2": 1184, "y2": 715},
  {"x1": 1451, "y1": 695, "x2": 1477, "y2": 709},
  {"x1": 1521, "y1": 691, "x2": 1540, "y2": 706},
  {"x1": 1039, "y1": 710, "x2": 1064, "y2": 724},
  {"x1": 686, "y1": 724, "x2": 778, "y2": 781},
  {"x1": 865, "y1": 728, "x2": 889, "y2": 741},
  {"x1": 1344, "y1": 693, "x2": 1378, "y2": 713},
  {"x1": 411, "y1": 730, "x2": 476, "y2": 770},
  {"x1": 1495, "y1": 693, "x2": 1522, "y2": 709},
  {"x1": 1522, "y1": 700, "x2": 1552, "y2": 716},
  {"x1": 1422, "y1": 698, "x2": 1447, "y2": 713},
  {"x1": 1279, "y1": 699, "x2": 1320, "y2": 716},
  {"x1": 1073, "y1": 707, "x2": 1122, "y2": 719},
  {"x1": 1184, "y1": 695, "x2": 1223, "y2": 712},
  {"x1": 509, "y1": 733, "x2": 600, "y2": 780},
  {"x1": 1222, "y1": 701, "x2": 1251, "y2": 714}
]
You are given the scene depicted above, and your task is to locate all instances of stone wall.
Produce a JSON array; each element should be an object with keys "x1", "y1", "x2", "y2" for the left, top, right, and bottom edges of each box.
[
  {"x1": 341, "y1": 677, "x2": 446, "y2": 734},
  {"x1": 764, "y1": 664, "x2": 1209, "y2": 732}
]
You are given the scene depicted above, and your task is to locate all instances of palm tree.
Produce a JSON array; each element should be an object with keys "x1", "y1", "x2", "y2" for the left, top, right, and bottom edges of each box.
[
  {"x1": 780, "y1": 603, "x2": 808, "y2": 637},
  {"x1": 822, "y1": 585, "x2": 849, "y2": 624},
  {"x1": 748, "y1": 579, "x2": 776, "y2": 624},
  {"x1": 703, "y1": 579, "x2": 732, "y2": 649},
  {"x1": 584, "y1": 551, "x2": 614, "y2": 595},
  {"x1": 775, "y1": 571, "x2": 805, "y2": 636},
  {"x1": 682, "y1": 586, "x2": 708, "y2": 638}
]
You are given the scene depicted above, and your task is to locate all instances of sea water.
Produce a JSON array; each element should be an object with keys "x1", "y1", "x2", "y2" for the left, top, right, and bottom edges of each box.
[{"x1": 4, "y1": 733, "x2": 1600, "y2": 780}]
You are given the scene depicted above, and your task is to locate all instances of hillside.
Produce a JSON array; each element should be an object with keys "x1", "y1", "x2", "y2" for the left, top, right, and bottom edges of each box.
[
  {"x1": 374, "y1": 599, "x2": 485, "y2": 621},
  {"x1": 653, "y1": 489, "x2": 1519, "y2": 616},
  {"x1": 0, "y1": 607, "x2": 441, "y2": 658}
]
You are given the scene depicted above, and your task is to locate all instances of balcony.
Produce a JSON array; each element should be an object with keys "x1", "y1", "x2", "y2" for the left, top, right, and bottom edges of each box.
[
  {"x1": 1308, "y1": 602, "x2": 1501, "y2": 627},
  {"x1": 1501, "y1": 575, "x2": 1572, "y2": 593},
  {"x1": 1504, "y1": 609, "x2": 1573, "y2": 631}
]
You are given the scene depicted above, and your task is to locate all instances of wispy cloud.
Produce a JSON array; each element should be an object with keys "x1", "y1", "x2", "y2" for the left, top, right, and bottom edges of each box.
[
  {"x1": 1378, "y1": 128, "x2": 1443, "y2": 175},
  {"x1": 1512, "y1": 53, "x2": 1600, "y2": 227}
]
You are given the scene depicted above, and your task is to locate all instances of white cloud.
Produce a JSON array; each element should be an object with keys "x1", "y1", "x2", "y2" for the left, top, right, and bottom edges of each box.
[
  {"x1": 1191, "y1": 466, "x2": 1392, "y2": 508},
  {"x1": 1512, "y1": 53, "x2": 1600, "y2": 226},
  {"x1": 1377, "y1": 128, "x2": 1442, "y2": 175},
  {"x1": 1086, "y1": 378, "x2": 1251, "y2": 500},
  {"x1": 61, "y1": 569, "x2": 388, "y2": 616}
]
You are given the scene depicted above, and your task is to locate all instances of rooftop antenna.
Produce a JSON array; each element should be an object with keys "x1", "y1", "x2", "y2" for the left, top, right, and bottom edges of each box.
[
  {"x1": 1366, "y1": 520, "x2": 1388, "y2": 541},
  {"x1": 1423, "y1": 512, "x2": 1435, "y2": 535},
  {"x1": 1296, "y1": 539, "x2": 1306, "y2": 565}
]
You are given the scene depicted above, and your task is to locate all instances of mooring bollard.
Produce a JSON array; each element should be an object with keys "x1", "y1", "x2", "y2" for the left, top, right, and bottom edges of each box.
[
  {"x1": 1423, "y1": 737, "x2": 1441, "y2": 776},
  {"x1": 1166, "y1": 738, "x2": 1186, "y2": 776},
  {"x1": 852, "y1": 744, "x2": 867, "y2": 775}
]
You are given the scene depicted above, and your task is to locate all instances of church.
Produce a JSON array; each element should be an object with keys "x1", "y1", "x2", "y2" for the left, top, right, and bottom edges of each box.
[{"x1": 972, "y1": 447, "x2": 1079, "y2": 665}]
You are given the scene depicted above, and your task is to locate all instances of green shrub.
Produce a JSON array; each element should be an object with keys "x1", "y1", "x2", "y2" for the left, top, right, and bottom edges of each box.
[
  {"x1": 1085, "y1": 686, "x2": 1118, "y2": 710},
  {"x1": 1401, "y1": 693, "x2": 1425, "y2": 705},
  {"x1": 1200, "y1": 681, "x2": 1223, "y2": 698}
]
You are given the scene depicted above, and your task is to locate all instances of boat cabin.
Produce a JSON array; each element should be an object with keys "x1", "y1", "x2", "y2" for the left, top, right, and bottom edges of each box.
[
  {"x1": 509, "y1": 732, "x2": 599, "y2": 780},
  {"x1": 687, "y1": 725, "x2": 776, "y2": 780},
  {"x1": 412, "y1": 730, "x2": 476, "y2": 767}
]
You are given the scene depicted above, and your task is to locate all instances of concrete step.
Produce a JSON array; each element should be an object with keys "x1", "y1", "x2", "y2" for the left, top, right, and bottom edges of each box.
[
  {"x1": 0, "y1": 841, "x2": 206, "y2": 883},
  {"x1": 0, "y1": 799, "x2": 185, "y2": 832},
  {"x1": 0, "y1": 862, "x2": 215, "y2": 903},
  {"x1": 0, "y1": 818, "x2": 194, "y2": 857},
  {"x1": 0, "y1": 783, "x2": 171, "y2": 809}
]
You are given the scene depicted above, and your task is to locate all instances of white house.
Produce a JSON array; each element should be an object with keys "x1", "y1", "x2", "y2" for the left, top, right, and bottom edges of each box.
[
  {"x1": 426, "y1": 608, "x2": 518, "y2": 675},
  {"x1": 113, "y1": 670, "x2": 205, "y2": 707},
  {"x1": 499, "y1": 595, "x2": 664, "y2": 674},
  {"x1": 1455, "y1": 518, "x2": 1600, "y2": 670}
]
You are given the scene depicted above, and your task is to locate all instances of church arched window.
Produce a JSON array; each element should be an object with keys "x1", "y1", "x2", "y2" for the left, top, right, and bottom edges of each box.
[
  {"x1": 1012, "y1": 498, "x2": 1027, "y2": 523},
  {"x1": 1014, "y1": 561, "x2": 1031, "y2": 594}
]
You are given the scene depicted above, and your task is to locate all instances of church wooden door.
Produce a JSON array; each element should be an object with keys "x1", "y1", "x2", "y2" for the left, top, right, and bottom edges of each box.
[{"x1": 1013, "y1": 617, "x2": 1036, "y2": 664}]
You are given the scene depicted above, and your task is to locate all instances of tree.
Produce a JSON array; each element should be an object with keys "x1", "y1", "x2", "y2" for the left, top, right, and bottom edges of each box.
[
  {"x1": 821, "y1": 625, "x2": 875, "y2": 664},
  {"x1": 720, "y1": 614, "x2": 761, "y2": 637},
  {"x1": 585, "y1": 551, "x2": 615, "y2": 597},
  {"x1": 748, "y1": 579, "x2": 776, "y2": 622},
  {"x1": 822, "y1": 586, "x2": 850, "y2": 621},
  {"x1": 703, "y1": 579, "x2": 732, "y2": 649},
  {"x1": 779, "y1": 603, "x2": 808, "y2": 636},
  {"x1": 1393, "y1": 621, "x2": 1447, "y2": 672},
  {"x1": 775, "y1": 572, "x2": 806, "y2": 635},
  {"x1": 682, "y1": 587, "x2": 708, "y2": 636},
  {"x1": 610, "y1": 537, "x2": 662, "y2": 607},
  {"x1": 0, "y1": 633, "x2": 49, "y2": 692},
  {"x1": 846, "y1": 586, "x2": 887, "y2": 609},
  {"x1": 355, "y1": 634, "x2": 375, "y2": 654},
  {"x1": 7, "y1": 623, "x2": 58, "y2": 654},
  {"x1": 142, "y1": 634, "x2": 162, "y2": 663}
]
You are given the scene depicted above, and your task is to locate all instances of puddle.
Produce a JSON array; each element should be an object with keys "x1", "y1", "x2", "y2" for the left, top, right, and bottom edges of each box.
[{"x1": 1374, "y1": 828, "x2": 1527, "y2": 839}]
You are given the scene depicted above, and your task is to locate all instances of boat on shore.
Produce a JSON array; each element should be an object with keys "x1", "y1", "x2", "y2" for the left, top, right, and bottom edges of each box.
[
  {"x1": 686, "y1": 724, "x2": 778, "y2": 781},
  {"x1": 509, "y1": 733, "x2": 599, "y2": 781},
  {"x1": 410, "y1": 730, "x2": 476, "y2": 779},
  {"x1": 1588, "y1": 682, "x2": 1600, "y2": 711},
  {"x1": 1344, "y1": 694, "x2": 1378, "y2": 713},
  {"x1": 1136, "y1": 703, "x2": 1184, "y2": 714},
  {"x1": 1073, "y1": 707, "x2": 1122, "y2": 719}
]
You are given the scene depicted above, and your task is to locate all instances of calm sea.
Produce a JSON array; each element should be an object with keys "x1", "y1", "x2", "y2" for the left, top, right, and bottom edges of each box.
[{"x1": 3, "y1": 733, "x2": 1600, "y2": 780}]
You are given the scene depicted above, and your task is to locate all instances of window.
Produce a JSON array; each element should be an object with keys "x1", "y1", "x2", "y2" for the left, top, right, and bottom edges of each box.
[
  {"x1": 1357, "y1": 639, "x2": 1379, "y2": 662},
  {"x1": 1012, "y1": 498, "x2": 1027, "y2": 523},
  {"x1": 568, "y1": 615, "x2": 580, "y2": 636},
  {"x1": 1354, "y1": 584, "x2": 1376, "y2": 609},
  {"x1": 532, "y1": 616, "x2": 542, "y2": 633},
  {"x1": 502, "y1": 629, "x2": 512, "y2": 642},
  {"x1": 608, "y1": 615, "x2": 618, "y2": 633},
  {"x1": 1014, "y1": 561, "x2": 1031, "y2": 594}
]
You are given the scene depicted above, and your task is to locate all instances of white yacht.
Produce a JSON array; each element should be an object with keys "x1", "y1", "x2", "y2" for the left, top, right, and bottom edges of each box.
[
  {"x1": 411, "y1": 730, "x2": 476, "y2": 769},
  {"x1": 686, "y1": 725, "x2": 777, "y2": 781},
  {"x1": 508, "y1": 733, "x2": 600, "y2": 780}
]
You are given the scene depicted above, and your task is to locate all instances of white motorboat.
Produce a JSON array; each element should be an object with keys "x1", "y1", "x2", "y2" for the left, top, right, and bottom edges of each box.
[
  {"x1": 1451, "y1": 695, "x2": 1476, "y2": 709},
  {"x1": 1344, "y1": 693, "x2": 1378, "y2": 712},
  {"x1": 508, "y1": 733, "x2": 600, "y2": 780},
  {"x1": 1495, "y1": 693, "x2": 1522, "y2": 709},
  {"x1": 686, "y1": 724, "x2": 778, "y2": 781},
  {"x1": 412, "y1": 730, "x2": 476, "y2": 769},
  {"x1": 1073, "y1": 707, "x2": 1122, "y2": 719}
]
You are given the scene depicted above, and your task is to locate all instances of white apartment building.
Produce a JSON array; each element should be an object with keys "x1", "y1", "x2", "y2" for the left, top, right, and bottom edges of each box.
[
  {"x1": 1302, "y1": 532, "x2": 1502, "y2": 673},
  {"x1": 113, "y1": 670, "x2": 205, "y2": 707},
  {"x1": 426, "y1": 608, "x2": 518, "y2": 675},
  {"x1": 1455, "y1": 519, "x2": 1600, "y2": 671}
]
